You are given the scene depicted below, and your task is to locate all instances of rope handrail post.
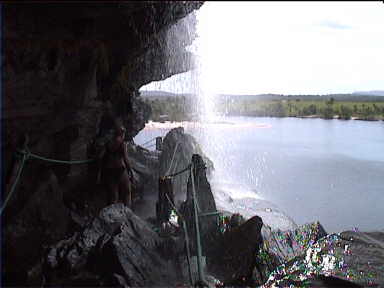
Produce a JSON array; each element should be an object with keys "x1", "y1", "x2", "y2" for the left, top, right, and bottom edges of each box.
[
  {"x1": 190, "y1": 155, "x2": 207, "y2": 287},
  {"x1": 182, "y1": 220, "x2": 194, "y2": 286},
  {"x1": 164, "y1": 193, "x2": 193, "y2": 286}
]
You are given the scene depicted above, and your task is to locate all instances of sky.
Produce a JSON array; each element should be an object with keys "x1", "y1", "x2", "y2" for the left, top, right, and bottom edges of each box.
[{"x1": 141, "y1": 1, "x2": 384, "y2": 95}]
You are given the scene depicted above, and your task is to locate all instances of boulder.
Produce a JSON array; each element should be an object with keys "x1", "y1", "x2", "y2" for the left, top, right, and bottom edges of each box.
[
  {"x1": 249, "y1": 221, "x2": 327, "y2": 286},
  {"x1": 261, "y1": 221, "x2": 328, "y2": 264},
  {"x1": 44, "y1": 203, "x2": 182, "y2": 287},
  {"x1": 262, "y1": 230, "x2": 384, "y2": 287},
  {"x1": 210, "y1": 215, "x2": 264, "y2": 286},
  {"x1": 207, "y1": 219, "x2": 329, "y2": 286},
  {"x1": 159, "y1": 127, "x2": 214, "y2": 204}
]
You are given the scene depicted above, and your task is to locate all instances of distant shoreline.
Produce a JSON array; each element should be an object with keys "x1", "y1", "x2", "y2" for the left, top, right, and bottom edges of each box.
[
  {"x1": 281, "y1": 115, "x2": 383, "y2": 121},
  {"x1": 142, "y1": 92, "x2": 384, "y2": 122},
  {"x1": 145, "y1": 115, "x2": 384, "y2": 125}
]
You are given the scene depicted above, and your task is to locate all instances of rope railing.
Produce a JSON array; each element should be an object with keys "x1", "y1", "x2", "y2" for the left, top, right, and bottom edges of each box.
[
  {"x1": 190, "y1": 160, "x2": 207, "y2": 286},
  {"x1": 5, "y1": 135, "x2": 211, "y2": 287},
  {"x1": 159, "y1": 155, "x2": 212, "y2": 286},
  {"x1": 162, "y1": 142, "x2": 206, "y2": 178},
  {"x1": 165, "y1": 142, "x2": 181, "y2": 176},
  {"x1": 1, "y1": 148, "x2": 96, "y2": 216},
  {"x1": 138, "y1": 137, "x2": 157, "y2": 147},
  {"x1": 163, "y1": 164, "x2": 191, "y2": 178},
  {"x1": 1, "y1": 153, "x2": 28, "y2": 216},
  {"x1": 142, "y1": 143, "x2": 156, "y2": 149},
  {"x1": 19, "y1": 149, "x2": 95, "y2": 165},
  {"x1": 163, "y1": 193, "x2": 193, "y2": 286}
]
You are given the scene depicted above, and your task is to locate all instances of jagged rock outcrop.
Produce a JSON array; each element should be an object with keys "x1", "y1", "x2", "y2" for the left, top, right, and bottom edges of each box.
[
  {"x1": 211, "y1": 215, "x2": 264, "y2": 285},
  {"x1": 206, "y1": 218, "x2": 369, "y2": 287},
  {"x1": 253, "y1": 221, "x2": 327, "y2": 286},
  {"x1": 44, "y1": 204, "x2": 183, "y2": 287},
  {"x1": 262, "y1": 230, "x2": 384, "y2": 287},
  {"x1": 261, "y1": 221, "x2": 328, "y2": 264}
]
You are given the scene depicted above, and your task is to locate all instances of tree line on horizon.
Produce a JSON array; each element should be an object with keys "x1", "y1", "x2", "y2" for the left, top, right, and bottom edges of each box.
[
  {"x1": 222, "y1": 97, "x2": 384, "y2": 120},
  {"x1": 142, "y1": 94, "x2": 384, "y2": 122}
]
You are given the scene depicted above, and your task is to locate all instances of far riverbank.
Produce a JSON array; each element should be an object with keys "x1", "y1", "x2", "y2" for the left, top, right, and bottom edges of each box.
[{"x1": 142, "y1": 93, "x2": 384, "y2": 122}]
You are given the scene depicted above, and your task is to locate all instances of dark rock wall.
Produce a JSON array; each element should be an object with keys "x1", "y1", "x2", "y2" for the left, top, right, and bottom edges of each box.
[
  {"x1": 1, "y1": 3, "x2": 203, "y2": 285},
  {"x1": 2, "y1": 2, "x2": 203, "y2": 214}
]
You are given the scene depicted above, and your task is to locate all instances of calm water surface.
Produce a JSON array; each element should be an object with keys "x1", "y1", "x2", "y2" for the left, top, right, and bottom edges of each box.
[{"x1": 135, "y1": 117, "x2": 384, "y2": 233}]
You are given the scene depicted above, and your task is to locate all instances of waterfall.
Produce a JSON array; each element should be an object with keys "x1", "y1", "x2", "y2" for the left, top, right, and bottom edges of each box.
[{"x1": 138, "y1": 4, "x2": 260, "y2": 198}]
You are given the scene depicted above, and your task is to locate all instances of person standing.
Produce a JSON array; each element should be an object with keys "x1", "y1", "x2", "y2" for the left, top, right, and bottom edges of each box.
[{"x1": 98, "y1": 124, "x2": 133, "y2": 208}]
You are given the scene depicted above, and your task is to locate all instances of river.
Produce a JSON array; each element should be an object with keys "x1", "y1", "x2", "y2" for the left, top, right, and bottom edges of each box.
[{"x1": 134, "y1": 116, "x2": 384, "y2": 233}]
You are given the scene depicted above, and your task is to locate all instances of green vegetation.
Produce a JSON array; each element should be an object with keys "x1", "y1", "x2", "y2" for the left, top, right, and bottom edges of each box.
[
  {"x1": 223, "y1": 98, "x2": 384, "y2": 120},
  {"x1": 142, "y1": 92, "x2": 384, "y2": 121},
  {"x1": 143, "y1": 95, "x2": 194, "y2": 122}
]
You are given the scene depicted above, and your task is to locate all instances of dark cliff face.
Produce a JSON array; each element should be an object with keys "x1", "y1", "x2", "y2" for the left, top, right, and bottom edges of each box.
[
  {"x1": 2, "y1": 3, "x2": 203, "y2": 285},
  {"x1": 2, "y1": 2, "x2": 203, "y2": 204}
]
